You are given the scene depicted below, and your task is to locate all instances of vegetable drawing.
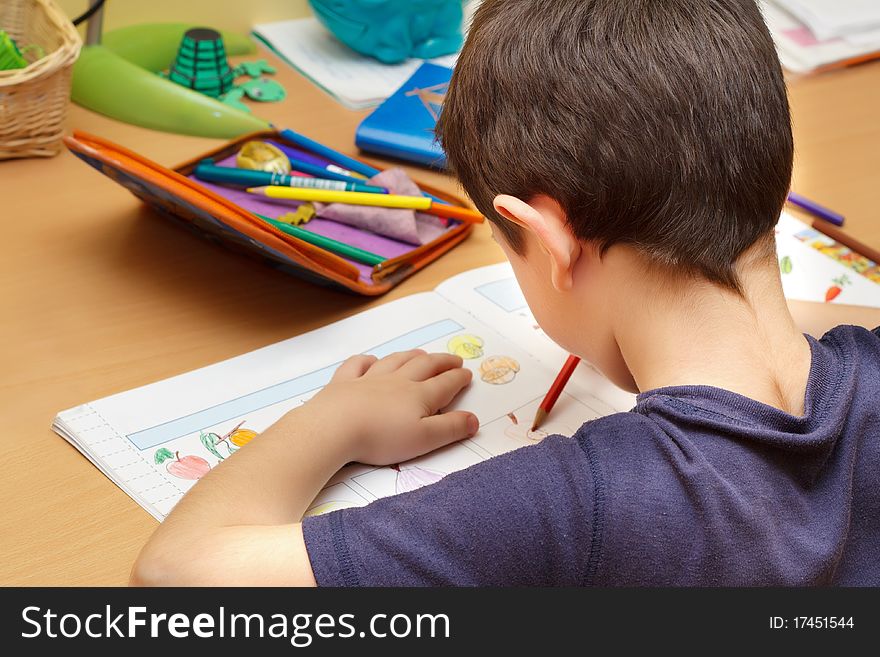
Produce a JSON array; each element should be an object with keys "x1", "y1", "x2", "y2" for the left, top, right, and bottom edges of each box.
[
  {"x1": 447, "y1": 334, "x2": 485, "y2": 359},
  {"x1": 480, "y1": 355, "x2": 521, "y2": 385},
  {"x1": 825, "y1": 275, "x2": 851, "y2": 303},
  {"x1": 154, "y1": 448, "x2": 211, "y2": 480},
  {"x1": 779, "y1": 256, "x2": 793, "y2": 274},
  {"x1": 200, "y1": 421, "x2": 259, "y2": 460},
  {"x1": 200, "y1": 431, "x2": 226, "y2": 460},
  {"x1": 229, "y1": 427, "x2": 258, "y2": 447}
]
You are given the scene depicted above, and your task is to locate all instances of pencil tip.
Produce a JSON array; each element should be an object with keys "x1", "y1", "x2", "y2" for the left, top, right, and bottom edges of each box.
[{"x1": 530, "y1": 408, "x2": 548, "y2": 433}]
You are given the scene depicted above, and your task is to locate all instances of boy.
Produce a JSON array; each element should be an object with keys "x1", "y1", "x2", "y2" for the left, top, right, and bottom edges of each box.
[{"x1": 131, "y1": 0, "x2": 880, "y2": 586}]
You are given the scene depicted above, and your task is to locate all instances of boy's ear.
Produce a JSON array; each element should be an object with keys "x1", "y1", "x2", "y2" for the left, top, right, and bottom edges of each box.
[{"x1": 493, "y1": 194, "x2": 582, "y2": 291}]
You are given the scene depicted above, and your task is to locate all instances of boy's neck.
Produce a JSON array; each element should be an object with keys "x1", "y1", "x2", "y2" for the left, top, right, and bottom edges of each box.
[{"x1": 608, "y1": 245, "x2": 812, "y2": 415}]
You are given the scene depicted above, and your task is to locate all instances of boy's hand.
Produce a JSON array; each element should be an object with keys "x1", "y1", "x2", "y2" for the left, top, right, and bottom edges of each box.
[{"x1": 303, "y1": 350, "x2": 479, "y2": 466}]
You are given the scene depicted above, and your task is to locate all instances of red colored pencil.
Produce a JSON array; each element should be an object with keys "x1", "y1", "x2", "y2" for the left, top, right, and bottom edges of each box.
[{"x1": 531, "y1": 355, "x2": 581, "y2": 431}]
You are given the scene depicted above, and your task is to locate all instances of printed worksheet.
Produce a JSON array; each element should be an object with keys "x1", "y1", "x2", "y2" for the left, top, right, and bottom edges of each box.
[{"x1": 54, "y1": 289, "x2": 621, "y2": 521}]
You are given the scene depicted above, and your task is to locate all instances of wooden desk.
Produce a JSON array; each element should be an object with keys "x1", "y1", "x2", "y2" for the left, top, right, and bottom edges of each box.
[{"x1": 2, "y1": 52, "x2": 878, "y2": 586}]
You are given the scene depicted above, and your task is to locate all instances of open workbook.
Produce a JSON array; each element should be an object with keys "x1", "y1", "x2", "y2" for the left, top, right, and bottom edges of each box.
[
  {"x1": 53, "y1": 213, "x2": 879, "y2": 521},
  {"x1": 53, "y1": 263, "x2": 634, "y2": 521}
]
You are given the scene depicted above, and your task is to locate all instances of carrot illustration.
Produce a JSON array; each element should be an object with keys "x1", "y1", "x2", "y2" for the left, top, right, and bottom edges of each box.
[{"x1": 825, "y1": 275, "x2": 851, "y2": 303}]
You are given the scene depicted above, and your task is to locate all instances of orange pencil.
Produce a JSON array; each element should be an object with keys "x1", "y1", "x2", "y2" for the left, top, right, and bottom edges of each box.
[
  {"x1": 531, "y1": 355, "x2": 581, "y2": 431},
  {"x1": 426, "y1": 202, "x2": 485, "y2": 224}
]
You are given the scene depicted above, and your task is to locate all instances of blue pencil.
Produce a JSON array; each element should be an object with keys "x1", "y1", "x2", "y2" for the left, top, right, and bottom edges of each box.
[
  {"x1": 281, "y1": 128, "x2": 382, "y2": 179},
  {"x1": 193, "y1": 162, "x2": 388, "y2": 194},
  {"x1": 280, "y1": 128, "x2": 447, "y2": 207}
]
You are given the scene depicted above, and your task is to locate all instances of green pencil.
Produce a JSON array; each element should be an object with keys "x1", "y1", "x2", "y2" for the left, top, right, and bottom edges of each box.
[{"x1": 255, "y1": 213, "x2": 386, "y2": 267}]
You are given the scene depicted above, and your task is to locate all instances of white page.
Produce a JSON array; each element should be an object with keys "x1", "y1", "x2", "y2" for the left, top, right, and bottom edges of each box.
[
  {"x1": 761, "y1": 1, "x2": 880, "y2": 72},
  {"x1": 55, "y1": 291, "x2": 617, "y2": 520},
  {"x1": 773, "y1": 0, "x2": 880, "y2": 39}
]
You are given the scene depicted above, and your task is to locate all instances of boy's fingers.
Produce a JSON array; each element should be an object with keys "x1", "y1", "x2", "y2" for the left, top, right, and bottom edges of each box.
[
  {"x1": 419, "y1": 411, "x2": 480, "y2": 450},
  {"x1": 367, "y1": 350, "x2": 426, "y2": 375},
  {"x1": 399, "y1": 353, "x2": 465, "y2": 381},
  {"x1": 422, "y1": 367, "x2": 473, "y2": 412},
  {"x1": 332, "y1": 354, "x2": 378, "y2": 381}
]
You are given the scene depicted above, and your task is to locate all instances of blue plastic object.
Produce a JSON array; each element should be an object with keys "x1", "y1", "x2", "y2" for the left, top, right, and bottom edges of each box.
[{"x1": 308, "y1": 0, "x2": 464, "y2": 65}]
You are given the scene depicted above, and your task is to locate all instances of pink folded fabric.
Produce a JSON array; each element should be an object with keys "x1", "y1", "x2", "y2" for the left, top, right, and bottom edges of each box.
[{"x1": 315, "y1": 168, "x2": 447, "y2": 246}]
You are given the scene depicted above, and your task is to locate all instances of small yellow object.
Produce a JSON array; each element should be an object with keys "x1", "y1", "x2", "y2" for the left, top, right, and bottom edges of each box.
[
  {"x1": 277, "y1": 203, "x2": 316, "y2": 226},
  {"x1": 236, "y1": 141, "x2": 291, "y2": 174},
  {"x1": 250, "y1": 185, "x2": 434, "y2": 210},
  {"x1": 229, "y1": 428, "x2": 258, "y2": 448},
  {"x1": 447, "y1": 335, "x2": 485, "y2": 360}
]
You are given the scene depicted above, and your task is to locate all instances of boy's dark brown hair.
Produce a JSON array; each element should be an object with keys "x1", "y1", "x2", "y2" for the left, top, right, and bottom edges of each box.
[{"x1": 436, "y1": 0, "x2": 793, "y2": 290}]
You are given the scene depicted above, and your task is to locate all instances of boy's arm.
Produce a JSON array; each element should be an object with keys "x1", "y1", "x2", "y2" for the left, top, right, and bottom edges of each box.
[
  {"x1": 787, "y1": 300, "x2": 880, "y2": 338},
  {"x1": 130, "y1": 351, "x2": 478, "y2": 587}
]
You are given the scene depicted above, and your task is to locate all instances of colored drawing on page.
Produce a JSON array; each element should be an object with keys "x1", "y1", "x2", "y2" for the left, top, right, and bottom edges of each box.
[
  {"x1": 392, "y1": 464, "x2": 446, "y2": 494},
  {"x1": 779, "y1": 255, "x2": 793, "y2": 274},
  {"x1": 480, "y1": 356, "x2": 520, "y2": 385},
  {"x1": 499, "y1": 398, "x2": 586, "y2": 447},
  {"x1": 825, "y1": 275, "x2": 851, "y2": 303},
  {"x1": 447, "y1": 334, "x2": 485, "y2": 359},
  {"x1": 200, "y1": 421, "x2": 258, "y2": 461},
  {"x1": 154, "y1": 448, "x2": 211, "y2": 480},
  {"x1": 794, "y1": 229, "x2": 880, "y2": 285},
  {"x1": 504, "y1": 423, "x2": 549, "y2": 444}
]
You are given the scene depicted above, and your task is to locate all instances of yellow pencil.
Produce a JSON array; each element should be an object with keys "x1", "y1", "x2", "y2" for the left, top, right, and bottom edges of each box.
[
  {"x1": 246, "y1": 186, "x2": 484, "y2": 224},
  {"x1": 248, "y1": 186, "x2": 433, "y2": 209}
]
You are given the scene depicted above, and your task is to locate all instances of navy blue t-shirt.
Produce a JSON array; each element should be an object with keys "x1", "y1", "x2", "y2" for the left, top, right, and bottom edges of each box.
[{"x1": 303, "y1": 325, "x2": 880, "y2": 586}]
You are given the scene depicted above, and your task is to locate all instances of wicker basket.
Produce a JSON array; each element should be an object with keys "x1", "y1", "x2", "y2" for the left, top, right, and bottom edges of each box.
[{"x1": 0, "y1": 0, "x2": 82, "y2": 159}]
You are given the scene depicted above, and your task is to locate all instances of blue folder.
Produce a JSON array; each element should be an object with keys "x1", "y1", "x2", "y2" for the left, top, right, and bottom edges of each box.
[{"x1": 355, "y1": 62, "x2": 452, "y2": 169}]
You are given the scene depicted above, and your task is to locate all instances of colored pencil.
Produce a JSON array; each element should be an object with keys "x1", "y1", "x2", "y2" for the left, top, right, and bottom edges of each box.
[
  {"x1": 281, "y1": 128, "x2": 382, "y2": 179},
  {"x1": 247, "y1": 186, "x2": 484, "y2": 224},
  {"x1": 194, "y1": 163, "x2": 388, "y2": 194},
  {"x1": 287, "y1": 156, "x2": 369, "y2": 186},
  {"x1": 531, "y1": 355, "x2": 581, "y2": 431},
  {"x1": 811, "y1": 219, "x2": 880, "y2": 266},
  {"x1": 274, "y1": 143, "x2": 368, "y2": 180},
  {"x1": 278, "y1": 129, "x2": 446, "y2": 204},
  {"x1": 787, "y1": 192, "x2": 845, "y2": 227},
  {"x1": 255, "y1": 213, "x2": 386, "y2": 267}
]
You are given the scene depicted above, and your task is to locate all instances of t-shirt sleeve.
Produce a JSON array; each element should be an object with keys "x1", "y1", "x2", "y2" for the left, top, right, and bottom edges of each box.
[{"x1": 302, "y1": 435, "x2": 598, "y2": 586}]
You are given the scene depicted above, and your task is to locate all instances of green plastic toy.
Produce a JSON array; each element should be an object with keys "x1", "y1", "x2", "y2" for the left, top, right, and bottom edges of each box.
[
  {"x1": 235, "y1": 59, "x2": 276, "y2": 78},
  {"x1": 166, "y1": 28, "x2": 236, "y2": 98},
  {"x1": 71, "y1": 23, "x2": 269, "y2": 138}
]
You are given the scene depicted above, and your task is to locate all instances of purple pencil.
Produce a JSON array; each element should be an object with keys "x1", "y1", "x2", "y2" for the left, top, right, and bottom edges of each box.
[{"x1": 787, "y1": 192, "x2": 845, "y2": 227}]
